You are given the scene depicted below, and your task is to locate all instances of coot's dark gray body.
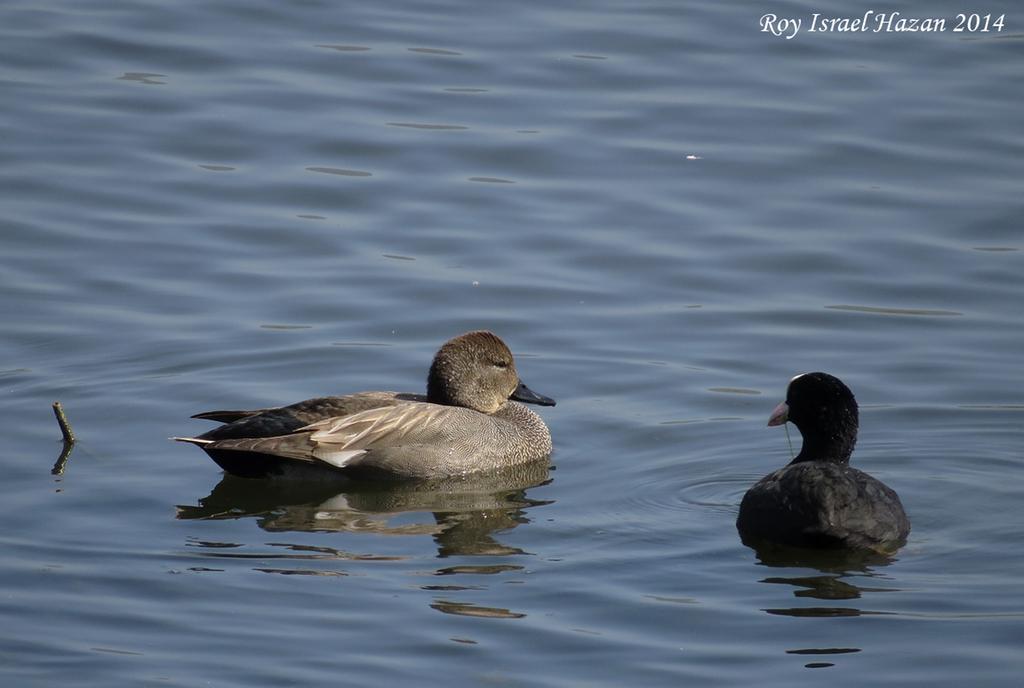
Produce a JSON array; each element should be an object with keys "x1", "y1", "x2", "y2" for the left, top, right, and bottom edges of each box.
[
  {"x1": 737, "y1": 460, "x2": 909, "y2": 551},
  {"x1": 737, "y1": 373, "x2": 910, "y2": 553}
]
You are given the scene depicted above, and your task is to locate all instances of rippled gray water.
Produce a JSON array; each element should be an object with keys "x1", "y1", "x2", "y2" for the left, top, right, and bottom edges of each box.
[{"x1": 2, "y1": 0, "x2": 1022, "y2": 685}]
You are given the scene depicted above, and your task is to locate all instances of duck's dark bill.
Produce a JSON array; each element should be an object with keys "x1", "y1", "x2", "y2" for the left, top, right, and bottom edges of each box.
[{"x1": 511, "y1": 381, "x2": 556, "y2": 407}]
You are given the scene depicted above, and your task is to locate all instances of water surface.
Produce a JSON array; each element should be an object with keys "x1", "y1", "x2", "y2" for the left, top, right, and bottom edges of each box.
[{"x1": 2, "y1": 0, "x2": 1022, "y2": 685}]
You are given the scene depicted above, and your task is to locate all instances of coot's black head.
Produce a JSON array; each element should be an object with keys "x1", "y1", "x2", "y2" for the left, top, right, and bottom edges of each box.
[{"x1": 768, "y1": 372, "x2": 858, "y2": 464}]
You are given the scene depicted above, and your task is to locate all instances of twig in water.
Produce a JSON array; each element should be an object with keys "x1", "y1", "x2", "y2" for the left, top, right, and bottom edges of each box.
[
  {"x1": 51, "y1": 401, "x2": 76, "y2": 476},
  {"x1": 52, "y1": 401, "x2": 76, "y2": 444},
  {"x1": 51, "y1": 441, "x2": 74, "y2": 476}
]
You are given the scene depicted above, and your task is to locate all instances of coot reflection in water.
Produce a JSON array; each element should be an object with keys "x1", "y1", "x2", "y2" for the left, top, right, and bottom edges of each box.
[
  {"x1": 748, "y1": 542, "x2": 904, "y2": 668},
  {"x1": 177, "y1": 460, "x2": 553, "y2": 558}
]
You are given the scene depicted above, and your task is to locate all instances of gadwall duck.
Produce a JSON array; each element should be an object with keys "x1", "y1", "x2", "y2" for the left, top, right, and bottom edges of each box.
[
  {"x1": 175, "y1": 331, "x2": 555, "y2": 479},
  {"x1": 736, "y1": 372, "x2": 910, "y2": 552}
]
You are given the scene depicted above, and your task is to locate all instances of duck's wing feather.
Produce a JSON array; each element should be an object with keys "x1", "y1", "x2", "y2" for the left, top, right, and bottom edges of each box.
[
  {"x1": 191, "y1": 409, "x2": 268, "y2": 423},
  {"x1": 302, "y1": 402, "x2": 479, "y2": 468},
  {"x1": 201, "y1": 402, "x2": 490, "y2": 471},
  {"x1": 195, "y1": 392, "x2": 414, "y2": 441}
]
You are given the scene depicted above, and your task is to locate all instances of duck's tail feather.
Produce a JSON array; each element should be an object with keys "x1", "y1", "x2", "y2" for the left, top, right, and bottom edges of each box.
[{"x1": 171, "y1": 436, "x2": 215, "y2": 446}]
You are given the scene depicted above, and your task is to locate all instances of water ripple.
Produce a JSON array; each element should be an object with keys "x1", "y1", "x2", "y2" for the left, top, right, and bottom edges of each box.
[
  {"x1": 314, "y1": 44, "x2": 371, "y2": 52},
  {"x1": 408, "y1": 47, "x2": 462, "y2": 56},
  {"x1": 306, "y1": 166, "x2": 373, "y2": 177},
  {"x1": 386, "y1": 122, "x2": 469, "y2": 130},
  {"x1": 625, "y1": 467, "x2": 751, "y2": 518},
  {"x1": 825, "y1": 304, "x2": 964, "y2": 317}
]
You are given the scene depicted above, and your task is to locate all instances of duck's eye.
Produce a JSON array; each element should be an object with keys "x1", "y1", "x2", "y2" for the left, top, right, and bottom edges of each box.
[{"x1": 493, "y1": 360, "x2": 510, "y2": 369}]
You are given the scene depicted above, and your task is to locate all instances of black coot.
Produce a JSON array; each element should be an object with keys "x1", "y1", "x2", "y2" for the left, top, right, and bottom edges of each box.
[{"x1": 737, "y1": 372, "x2": 910, "y2": 552}]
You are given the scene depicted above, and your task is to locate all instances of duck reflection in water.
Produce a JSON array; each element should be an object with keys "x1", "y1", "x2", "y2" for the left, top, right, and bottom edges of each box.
[{"x1": 177, "y1": 460, "x2": 553, "y2": 558}]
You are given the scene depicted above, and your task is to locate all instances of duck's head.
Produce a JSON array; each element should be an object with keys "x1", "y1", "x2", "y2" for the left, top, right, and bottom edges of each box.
[{"x1": 427, "y1": 331, "x2": 555, "y2": 414}]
